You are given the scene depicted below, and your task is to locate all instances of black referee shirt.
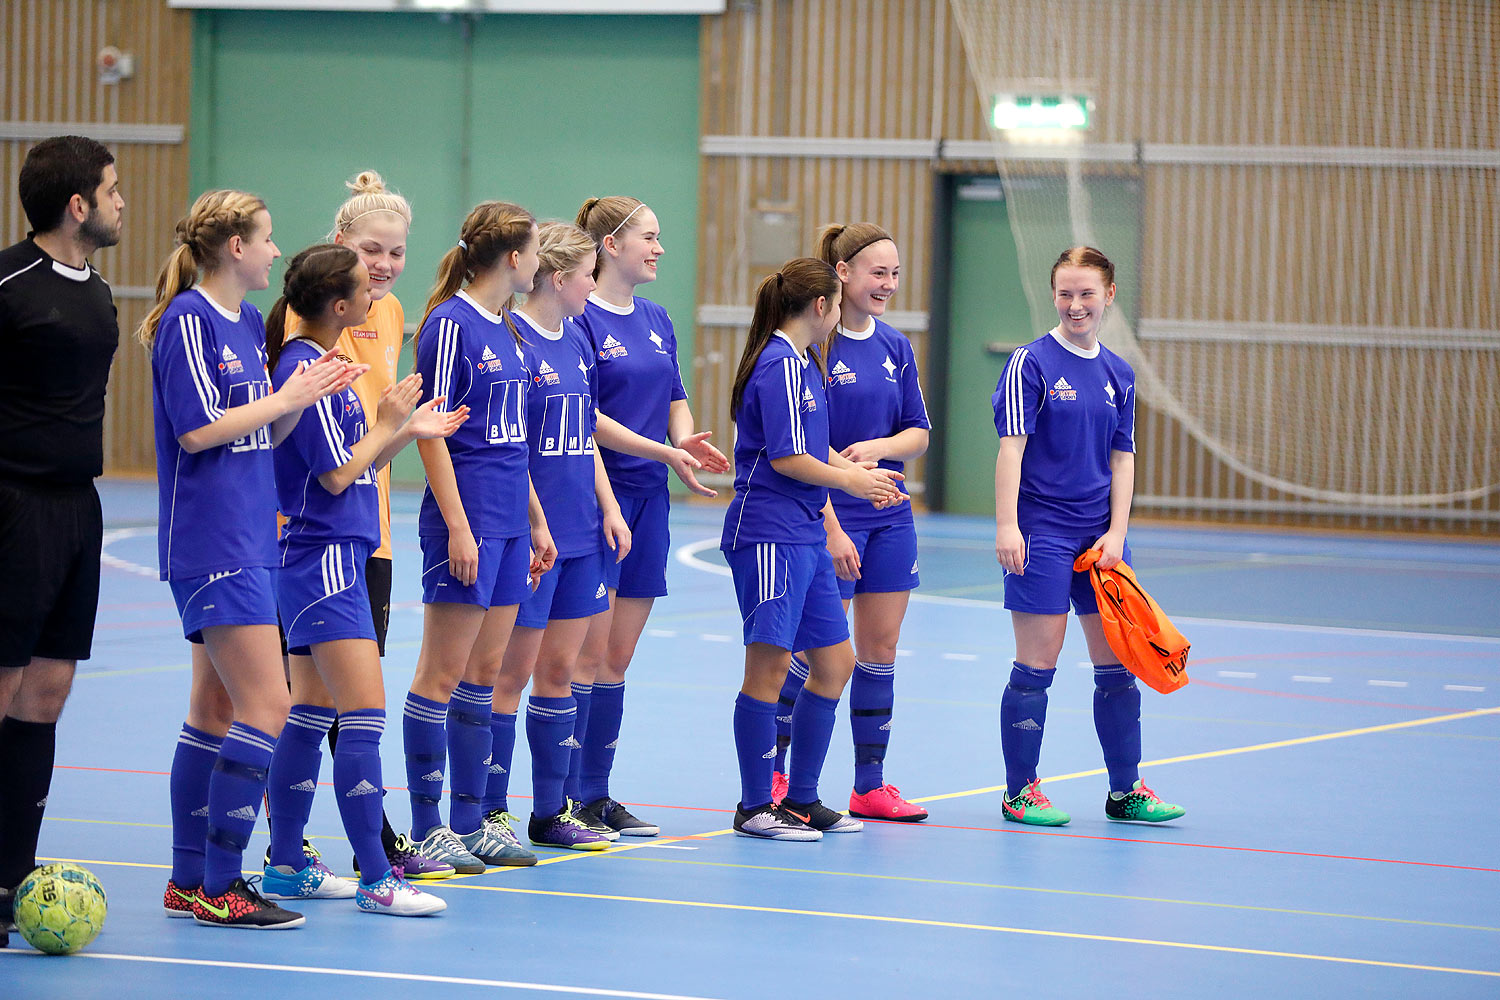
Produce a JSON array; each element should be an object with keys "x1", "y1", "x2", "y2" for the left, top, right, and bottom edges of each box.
[{"x1": 0, "y1": 238, "x2": 120, "y2": 486}]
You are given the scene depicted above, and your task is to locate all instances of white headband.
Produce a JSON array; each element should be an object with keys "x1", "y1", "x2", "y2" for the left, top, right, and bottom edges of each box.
[
  {"x1": 338, "y1": 207, "x2": 408, "y2": 232},
  {"x1": 607, "y1": 203, "x2": 646, "y2": 240}
]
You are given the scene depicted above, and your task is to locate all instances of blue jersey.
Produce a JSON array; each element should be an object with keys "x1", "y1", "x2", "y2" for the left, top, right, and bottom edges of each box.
[
  {"x1": 516, "y1": 311, "x2": 601, "y2": 559},
  {"x1": 574, "y1": 294, "x2": 688, "y2": 497},
  {"x1": 272, "y1": 337, "x2": 379, "y2": 551},
  {"x1": 414, "y1": 291, "x2": 532, "y2": 539},
  {"x1": 151, "y1": 288, "x2": 277, "y2": 579},
  {"x1": 721, "y1": 333, "x2": 831, "y2": 550},
  {"x1": 992, "y1": 329, "x2": 1136, "y2": 536},
  {"x1": 824, "y1": 317, "x2": 930, "y2": 531}
]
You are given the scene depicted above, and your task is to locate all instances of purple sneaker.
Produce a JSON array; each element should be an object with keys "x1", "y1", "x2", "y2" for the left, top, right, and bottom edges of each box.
[
  {"x1": 527, "y1": 804, "x2": 611, "y2": 851},
  {"x1": 354, "y1": 833, "x2": 456, "y2": 880}
]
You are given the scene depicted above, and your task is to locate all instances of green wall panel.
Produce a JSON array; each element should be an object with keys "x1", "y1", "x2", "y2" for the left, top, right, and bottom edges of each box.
[{"x1": 191, "y1": 10, "x2": 701, "y2": 485}]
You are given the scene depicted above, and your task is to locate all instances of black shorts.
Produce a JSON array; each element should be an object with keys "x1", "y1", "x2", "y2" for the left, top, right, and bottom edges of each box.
[
  {"x1": 276, "y1": 552, "x2": 391, "y2": 657},
  {"x1": 0, "y1": 479, "x2": 103, "y2": 667}
]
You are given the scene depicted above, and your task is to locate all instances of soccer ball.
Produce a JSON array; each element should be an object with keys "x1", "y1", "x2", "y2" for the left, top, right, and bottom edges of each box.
[{"x1": 14, "y1": 863, "x2": 107, "y2": 955}]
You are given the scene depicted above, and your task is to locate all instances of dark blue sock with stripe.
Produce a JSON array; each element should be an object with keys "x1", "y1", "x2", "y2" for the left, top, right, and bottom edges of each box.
[
  {"x1": 482, "y1": 711, "x2": 517, "y2": 814},
  {"x1": 203, "y1": 722, "x2": 275, "y2": 896},
  {"x1": 580, "y1": 681, "x2": 624, "y2": 804},
  {"x1": 169, "y1": 722, "x2": 222, "y2": 888},
  {"x1": 773, "y1": 655, "x2": 809, "y2": 774},
  {"x1": 447, "y1": 682, "x2": 494, "y2": 836},
  {"x1": 526, "y1": 695, "x2": 576, "y2": 819},
  {"x1": 733, "y1": 692, "x2": 777, "y2": 810},
  {"x1": 788, "y1": 687, "x2": 840, "y2": 804},
  {"x1": 266, "y1": 704, "x2": 334, "y2": 870},
  {"x1": 1001, "y1": 662, "x2": 1054, "y2": 798},
  {"x1": 402, "y1": 691, "x2": 448, "y2": 838},
  {"x1": 565, "y1": 683, "x2": 593, "y2": 803},
  {"x1": 1093, "y1": 664, "x2": 1142, "y2": 793},
  {"x1": 850, "y1": 660, "x2": 896, "y2": 794},
  {"x1": 333, "y1": 709, "x2": 390, "y2": 884}
]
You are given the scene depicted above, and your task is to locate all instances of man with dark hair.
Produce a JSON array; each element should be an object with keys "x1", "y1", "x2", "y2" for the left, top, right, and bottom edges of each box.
[{"x1": 0, "y1": 135, "x2": 123, "y2": 947}]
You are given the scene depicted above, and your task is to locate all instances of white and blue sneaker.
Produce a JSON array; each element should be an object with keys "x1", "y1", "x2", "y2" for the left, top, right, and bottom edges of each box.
[
  {"x1": 416, "y1": 825, "x2": 487, "y2": 875},
  {"x1": 261, "y1": 857, "x2": 357, "y2": 899},
  {"x1": 354, "y1": 872, "x2": 446, "y2": 917}
]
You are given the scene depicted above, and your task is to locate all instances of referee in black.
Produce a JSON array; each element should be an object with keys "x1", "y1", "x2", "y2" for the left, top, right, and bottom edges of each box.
[{"x1": 0, "y1": 136, "x2": 123, "y2": 944}]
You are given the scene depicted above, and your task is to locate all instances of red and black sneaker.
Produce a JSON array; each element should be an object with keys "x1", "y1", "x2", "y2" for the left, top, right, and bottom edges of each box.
[
  {"x1": 163, "y1": 879, "x2": 200, "y2": 918},
  {"x1": 192, "y1": 876, "x2": 305, "y2": 929}
]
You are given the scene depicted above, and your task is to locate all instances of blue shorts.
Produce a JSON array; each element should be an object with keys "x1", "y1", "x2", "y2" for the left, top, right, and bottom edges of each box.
[
  {"x1": 169, "y1": 566, "x2": 279, "y2": 644},
  {"x1": 421, "y1": 533, "x2": 532, "y2": 609},
  {"x1": 277, "y1": 541, "x2": 376, "y2": 655},
  {"x1": 725, "y1": 542, "x2": 850, "y2": 652},
  {"x1": 837, "y1": 521, "x2": 920, "y2": 600},
  {"x1": 1003, "y1": 533, "x2": 1132, "y2": 616},
  {"x1": 605, "y1": 491, "x2": 670, "y2": 600},
  {"x1": 517, "y1": 550, "x2": 609, "y2": 629}
]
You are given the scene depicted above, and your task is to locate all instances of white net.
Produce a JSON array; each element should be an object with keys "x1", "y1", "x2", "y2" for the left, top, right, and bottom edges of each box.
[{"x1": 949, "y1": 0, "x2": 1500, "y2": 519}]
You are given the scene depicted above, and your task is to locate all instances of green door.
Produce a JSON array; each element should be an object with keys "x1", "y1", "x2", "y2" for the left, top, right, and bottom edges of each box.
[{"x1": 940, "y1": 175, "x2": 1140, "y2": 515}]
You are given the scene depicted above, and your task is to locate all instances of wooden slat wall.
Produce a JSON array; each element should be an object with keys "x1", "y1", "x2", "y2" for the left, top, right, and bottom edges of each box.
[
  {"x1": 700, "y1": 0, "x2": 1499, "y2": 530},
  {"x1": 1, "y1": 0, "x2": 193, "y2": 475},
  {"x1": 697, "y1": 0, "x2": 987, "y2": 502}
]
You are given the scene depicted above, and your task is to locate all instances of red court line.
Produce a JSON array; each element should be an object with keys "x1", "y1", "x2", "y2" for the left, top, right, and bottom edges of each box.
[{"x1": 54, "y1": 763, "x2": 1493, "y2": 873}]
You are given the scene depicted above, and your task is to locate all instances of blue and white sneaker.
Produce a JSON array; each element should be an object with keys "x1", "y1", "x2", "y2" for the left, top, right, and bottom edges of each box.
[
  {"x1": 415, "y1": 825, "x2": 487, "y2": 875},
  {"x1": 354, "y1": 872, "x2": 446, "y2": 917},
  {"x1": 261, "y1": 857, "x2": 357, "y2": 899},
  {"x1": 479, "y1": 810, "x2": 538, "y2": 867},
  {"x1": 457, "y1": 818, "x2": 536, "y2": 867}
]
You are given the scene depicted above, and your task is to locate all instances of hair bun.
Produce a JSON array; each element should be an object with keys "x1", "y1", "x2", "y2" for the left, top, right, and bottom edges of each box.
[{"x1": 347, "y1": 170, "x2": 386, "y2": 196}]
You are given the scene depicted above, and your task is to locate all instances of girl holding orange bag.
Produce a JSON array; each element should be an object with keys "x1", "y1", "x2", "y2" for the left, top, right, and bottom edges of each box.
[{"x1": 991, "y1": 246, "x2": 1184, "y2": 827}]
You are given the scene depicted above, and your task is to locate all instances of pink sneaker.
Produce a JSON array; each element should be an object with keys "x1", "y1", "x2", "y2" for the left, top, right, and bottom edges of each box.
[
  {"x1": 771, "y1": 771, "x2": 789, "y2": 806},
  {"x1": 848, "y1": 784, "x2": 929, "y2": 822}
]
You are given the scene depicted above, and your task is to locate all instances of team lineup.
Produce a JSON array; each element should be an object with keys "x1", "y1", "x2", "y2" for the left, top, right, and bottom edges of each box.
[{"x1": 0, "y1": 137, "x2": 1182, "y2": 936}]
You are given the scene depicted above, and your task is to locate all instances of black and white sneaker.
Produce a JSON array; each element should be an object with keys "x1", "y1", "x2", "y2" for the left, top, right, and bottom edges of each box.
[
  {"x1": 585, "y1": 796, "x2": 660, "y2": 837},
  {"x1": 568, "y1": 798, "x2": 621, "y2": 841},
  {"x1": 779, "y1": 797, "x2": 864, "y2": 833},
  {"x1": 733, "y1": 802, "x2": 822, "y2": 841}
]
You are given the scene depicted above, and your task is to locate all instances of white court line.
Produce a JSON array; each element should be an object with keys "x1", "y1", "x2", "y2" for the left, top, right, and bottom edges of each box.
[
  {"x1": 699, "y1": 634, "x2": 732, "y2": 643},
  {"x1": 942, "y1": 652, "x2": 979, "y2": 661},
  {"x1": 673, "y1": 537, "x2": 1500, "y2": 645},
  {"x1": 1368, "y1": 680, "x2": 1409, "y2": 688},
  {"x1": 99, "y1": 527, "x2": 159, "y2": 578},
  {"x1": 1445, "y1": 685, "x2": 1487, "y2": 692},
  {"x1": 1217, "y1": 670, "x2": 1259, "y2": 679},
  {"x1": 1292, "y1": 676, "x2": 1334, "y2": 684},
  {"x1": 0, "y1": 951, "x2": 722, "y2": 999},
  {"x1": 647, "y1": 629, "x2": 679, "y2": 638}
]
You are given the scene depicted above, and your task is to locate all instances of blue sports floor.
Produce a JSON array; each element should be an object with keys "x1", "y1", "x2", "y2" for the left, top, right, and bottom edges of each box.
[{"x1": 3, "y1": 479, "x2": 1497, "y2": 997}]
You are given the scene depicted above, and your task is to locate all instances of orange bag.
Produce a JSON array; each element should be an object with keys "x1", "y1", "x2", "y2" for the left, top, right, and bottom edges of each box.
[{"x1": 1073, "y1": 550, "x2": 1190, "y2": 694}]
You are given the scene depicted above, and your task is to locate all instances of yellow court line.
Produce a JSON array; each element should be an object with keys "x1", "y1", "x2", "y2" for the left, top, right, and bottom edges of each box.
[
  {"x1": 912, "y1": 704, "x2": 1500, "y2": 804},
  {"x1": 440, "y1": 882, "x2": 1500, "y2": 980},
  {"x1": 598, "y1": 855, "x2": 1500, "y2": 934}
]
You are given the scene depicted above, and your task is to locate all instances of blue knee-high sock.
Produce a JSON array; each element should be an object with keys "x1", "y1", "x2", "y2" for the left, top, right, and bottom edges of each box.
[
  {"x1": 169, "y1": 723, "x2": 222, "y2": 888},
  {"x1": 526, "y1": 696, "x2": 576, "y2": 819},
  {"x1": 203, "y1": 722, "x2": 276, "y2": 897},
  {"x1": 447, "y1": 682, "x2": 494, "y2": 835},
  {"x1": 850, "y1": 660, "x2": 896, "y2": 795},
  {"x1": 787, "y1": 688, "x2": 839, "y2": 804},
  {"x1": 565, "y1": 683, "x2": 593, "y2": 804},
  {"x1": 774, "y1": 655, "x2": 809, "y2": 773},
  {"x1": 482, "y1": 711, "x2": 517, "y2": 814},
  {"x1": 580, "y1": 681, "x2": 624, "y2": 804},
  {"x1": 1001, "y1": 662, "x2": 1055, "y2": 798},
  {"x1": 733, "y1": 692, "x2": 778, "y2": 810},
  {"x1": 266, "y1": 704, "x2": 335, "y2": 870},
  {"x1": 1093, "y1": 664, "x2": 1142, "y2": 793},
  {"x1": 402, "y1": 691, "x2": 448, "y2": 837},
  {"x1": 333, "y1": 709, "x2": 390, "y2": 884}
]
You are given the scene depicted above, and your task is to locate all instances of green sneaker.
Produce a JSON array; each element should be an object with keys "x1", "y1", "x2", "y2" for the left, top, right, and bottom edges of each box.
[
  {"x1": 1002, "y1": 779, "x2": 1070, "y2": 826},
  {"x1": 1105, "y1": 780, "x2": 1185, "y2": 823}
]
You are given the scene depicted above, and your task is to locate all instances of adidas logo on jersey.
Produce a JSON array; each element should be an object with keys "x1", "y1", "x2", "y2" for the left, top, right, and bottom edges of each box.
[
  {"x1": 345, "y1": 779, "x2": 380, "y2": 797},
  {"x1": 560, "y1": 736, "x2": 582, "y2": 749},
  {"x1": 420, "y1": 769, "x2": 444, "y2": 782},
  {"x1": 832, "y1": 360, "x2": 851, "y2": 375},
  {"x1": 601, "y1": 334, "x2": 622, "y2": 349},
  {"x1": 481, "y1": 345, "x2": 497, "y2": 360},
  {"x1": 221, "y1": 344, "x2": 238, "y2": 361},
  {"x1": 1011, "y1": 718, "x2": 1043, "y2": 731},
  {"x1": 538, "y1": 360, "x2": 555, "y2": 374},
  {"x1": 801, "y1": 384, "x2": 818, "y2": 411},
  {"x1": 290, "y1": 779, "x2": 317, "y2": 792},
  {"x1": 1050, "y1": 376, "x2": 1077, "y2": 402},
  {"x1": 594, "y1": 582, "x2": 607, "y2": 599},
  {"x1": 226, "y1": 805, "x2": 257, "y2": 821}
]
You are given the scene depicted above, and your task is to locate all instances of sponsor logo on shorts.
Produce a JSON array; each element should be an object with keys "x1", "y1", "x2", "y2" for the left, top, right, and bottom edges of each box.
[{"x1": 594, "y1": 582, "x2": 607, "y2": 599}]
